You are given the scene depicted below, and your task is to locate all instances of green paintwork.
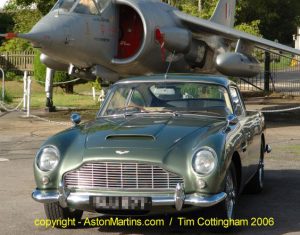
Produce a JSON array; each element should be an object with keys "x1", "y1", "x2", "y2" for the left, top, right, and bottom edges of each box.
[{"x1": 33, "y1": 74, "x2": 265, "y2": 206}]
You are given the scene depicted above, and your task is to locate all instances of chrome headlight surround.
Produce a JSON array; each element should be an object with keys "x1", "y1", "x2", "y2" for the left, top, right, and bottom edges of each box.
[
  {"x1": 36, "y1": 145, "x2": 60, "y2": 172},
  {"x1": 192, "y1": 147, "x2": 218, "y2": 176}
]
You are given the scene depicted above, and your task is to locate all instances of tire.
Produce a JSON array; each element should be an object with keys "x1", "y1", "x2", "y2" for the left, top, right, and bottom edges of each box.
[
  {"x1": 44, "y1": 202, "x2": 83, "y2": 227},
  {"x1": 206, "y1": 162, "x2": 238, "y2": 232},
  {"x1": 245, "y1": 141, "x2": 264, "y2": 194}
]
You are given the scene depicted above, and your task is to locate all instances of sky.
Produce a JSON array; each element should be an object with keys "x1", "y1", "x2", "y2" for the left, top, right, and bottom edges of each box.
[{"x1": 0, "y1": 0, "x2": 8, "y2": 9}]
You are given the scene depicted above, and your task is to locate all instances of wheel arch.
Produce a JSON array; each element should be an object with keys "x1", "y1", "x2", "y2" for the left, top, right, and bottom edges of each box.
[
  {"x1": 231, "y1": 151, "x2": 242, "y2": 193},
  {"x1": 261, "y1": 133, "x2": 266, "y2": 156}
]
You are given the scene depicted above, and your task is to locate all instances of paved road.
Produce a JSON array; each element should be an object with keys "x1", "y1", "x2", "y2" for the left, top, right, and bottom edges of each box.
[{"x1": 0, "y1": 110, "x2": 300, "y2": 235}]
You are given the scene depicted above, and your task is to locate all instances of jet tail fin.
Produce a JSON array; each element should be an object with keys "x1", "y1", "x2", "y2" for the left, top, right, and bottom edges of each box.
[{"x1": 210, "y1": 0, "x2": 236, "y2": 28}]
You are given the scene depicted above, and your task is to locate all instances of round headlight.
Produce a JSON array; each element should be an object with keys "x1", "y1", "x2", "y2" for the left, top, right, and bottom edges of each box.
[
  {"x1": 192, "y1": 147, "x2": 217, "y2": 175},
  {"x1": 36, "y1": 146, "x2": 60, "y2": 172}
]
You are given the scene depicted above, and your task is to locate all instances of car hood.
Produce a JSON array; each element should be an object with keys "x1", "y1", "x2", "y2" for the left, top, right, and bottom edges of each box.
[{"x1": 85, "y1": 114, "x2": 225, "y2": 150}]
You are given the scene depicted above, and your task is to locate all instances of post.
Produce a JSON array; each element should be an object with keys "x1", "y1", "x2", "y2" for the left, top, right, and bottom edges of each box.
[
  {"x1": 0, "y1": 68, "x2": 5, "y2": 101},
  {"x1": 99, "y1": 89, "x2": 105, "y2": 102},
  {"x1": 23, "y1": 71, "x2": 28, "y2": 111},
  {"x1": 27, "y1": 77, "x2": 31, "y2": 117},
  {"x1": 264, "y1": 52, "x2": 271, "y2": 92},
  {"x1": 45, "y1": 67, "x2": 56, "y2": 112},
  {"x1": 92, "y1": 87, "x2": 96, "y2": 101}
]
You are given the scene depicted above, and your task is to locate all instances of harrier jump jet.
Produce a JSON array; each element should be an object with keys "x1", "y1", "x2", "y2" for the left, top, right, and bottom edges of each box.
[{"x1": 1, "y1": 0, "x2": 300, "y2": 109}]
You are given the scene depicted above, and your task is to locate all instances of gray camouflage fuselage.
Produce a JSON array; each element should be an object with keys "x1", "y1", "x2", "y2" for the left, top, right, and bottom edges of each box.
[{"x1": 12, "y1": 0, "x2": 300, "y2": 82}]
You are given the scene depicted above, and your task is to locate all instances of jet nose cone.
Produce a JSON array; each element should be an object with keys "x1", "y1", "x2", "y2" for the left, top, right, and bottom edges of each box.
[
  {"x1": 18, "y1": 32, "x2": 52, "y2": 48},
  {"x1": 19, "y1": 13, "x2": 59, "y2": 48}
]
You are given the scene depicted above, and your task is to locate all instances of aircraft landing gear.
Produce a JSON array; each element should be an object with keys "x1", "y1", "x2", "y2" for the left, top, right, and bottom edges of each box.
[{"x1": 45, "y1": 67, "x2": 56, "y2": 112}]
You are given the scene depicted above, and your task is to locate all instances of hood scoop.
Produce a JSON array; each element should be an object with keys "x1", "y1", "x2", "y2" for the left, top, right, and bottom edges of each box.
[{"x1": 106, "y1": 134, "x2": 156, "y2": 141}]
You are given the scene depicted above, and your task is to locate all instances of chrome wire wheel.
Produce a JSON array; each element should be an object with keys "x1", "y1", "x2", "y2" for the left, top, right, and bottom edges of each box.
[{"x1": 225, "y1": 171, "x2": 236, "y2": 219}]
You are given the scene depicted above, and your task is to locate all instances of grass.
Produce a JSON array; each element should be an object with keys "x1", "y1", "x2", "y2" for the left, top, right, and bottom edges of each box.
[
  {"x1": 278, "y1": 145, "x2": 300, "y2": 156},
  {"x1": 0, "y1": 88, "x2": 13, "y2": 103},
  {"x1": 0, "y1": 80, "x2": 101, "y2": 110}
]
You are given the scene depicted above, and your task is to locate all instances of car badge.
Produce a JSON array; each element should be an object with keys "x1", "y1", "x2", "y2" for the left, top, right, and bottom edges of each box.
[{"x1": 116, "y1": 150, "x2": 130, "y2": 155}]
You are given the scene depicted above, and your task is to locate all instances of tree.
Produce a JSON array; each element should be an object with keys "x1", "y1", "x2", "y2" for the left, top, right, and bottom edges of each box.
[
  {"x1": 0, "y1": 1, "x2": 42, "y2": 51},
  {"x1": 14, "y1": 0, "x2": 57, "y2": 15},
  {"x1": 0, "y1": 13, "x2": 14, "y2": 46},
  {"x1": 236, "y1": 0, "x2": 300, "y2": 45}
]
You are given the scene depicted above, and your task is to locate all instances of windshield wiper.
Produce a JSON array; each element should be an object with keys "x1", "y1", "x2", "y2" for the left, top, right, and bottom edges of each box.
[{"x1": 175, "y1": 110, "x2": 224, "y2": 117}]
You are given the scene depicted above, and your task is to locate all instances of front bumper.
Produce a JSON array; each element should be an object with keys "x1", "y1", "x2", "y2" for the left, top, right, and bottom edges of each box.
[{"x1": 32, "y1": 183, "x2": 227, "y2": 212}]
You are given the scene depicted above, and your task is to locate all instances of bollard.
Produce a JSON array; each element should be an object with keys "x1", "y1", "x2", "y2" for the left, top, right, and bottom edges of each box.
[
  {"x1": 92, "y1": 87, "x2": 96, "y2": 101},
  {"x1": 27, "y1": 77, "x2": 31, "y2": 117},
  {"x1": 23, "y1": 71, "x2": 28, "y2": 111},
  {"x1": 99, "y1": 89, "x2": 105, "y2": 102},
  {"x1": 0, "y1": 68, "x2": 5, "y2": 101}
]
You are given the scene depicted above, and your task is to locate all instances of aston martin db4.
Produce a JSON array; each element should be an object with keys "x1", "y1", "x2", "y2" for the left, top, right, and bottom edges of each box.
[{"x1": 32, "y1": 74, "x2": 271, "y2": 223}]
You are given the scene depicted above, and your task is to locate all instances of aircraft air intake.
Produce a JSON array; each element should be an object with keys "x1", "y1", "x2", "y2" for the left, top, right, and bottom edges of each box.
[{"x1": 116, "y1": 5, "x2": 144, "y2": 60}]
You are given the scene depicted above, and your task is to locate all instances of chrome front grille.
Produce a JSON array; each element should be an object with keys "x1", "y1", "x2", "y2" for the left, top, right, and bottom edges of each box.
[{"x1": 64, "y1": 162, "x2": 183, "y2": 191}]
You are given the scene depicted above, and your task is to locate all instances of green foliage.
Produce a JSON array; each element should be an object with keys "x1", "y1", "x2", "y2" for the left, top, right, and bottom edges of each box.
[
  {"x1": 162, "y1": 0, "x2": 261, "y2": 36},
  {"x1": 236, "y1": 0, "x2": 300, "y2": 45},
  {"x1": 34, "y1": 50, "x2": 69, "y2": 84},
  {"x1": 14, "y1": 0, "x2": 57, "y2": 15},
  {"x1": 0, "y1": 8, "x2": 42, "y2": 52},
  {"x1": 90, "y1": 78, "x2": 102, "y2": 91},
  {"x1": 235, "y1": 20, "x2": 262, "y2": 37},
  {"x1": 0, "y1": 88, "x2": 13, "y2": 103},
  {"x1": 163, "y1": 0, "x2": 218, "y2": 19},
  {"x1": 4, "y1": 71, "x2": 22, "y2": 81}
]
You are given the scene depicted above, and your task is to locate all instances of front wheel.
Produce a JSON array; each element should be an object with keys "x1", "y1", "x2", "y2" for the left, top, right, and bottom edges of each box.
[
  {"x1": 206, "y1": 162, "x2": 238, "y2": 231},
  {"x1": 218, "y1": 162, "x2": 237, "y2": 219},
  {"x1": 44, "y1": 202, "x2": 83, "y2": 228}
]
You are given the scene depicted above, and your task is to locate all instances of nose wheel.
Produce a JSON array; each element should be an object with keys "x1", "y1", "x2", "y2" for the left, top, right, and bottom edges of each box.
[{"x1": 45, "y1": 68, "x2": 56, "y2": 112}]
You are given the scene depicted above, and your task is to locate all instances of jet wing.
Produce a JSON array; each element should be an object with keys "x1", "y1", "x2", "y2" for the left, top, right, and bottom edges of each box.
[{"x1": 174, "y1": 10, "x2": 300, "y2": 55}]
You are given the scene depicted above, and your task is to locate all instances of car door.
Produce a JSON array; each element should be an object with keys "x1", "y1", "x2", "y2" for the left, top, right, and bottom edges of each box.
[{"x1": 229, "y1": 86, "x2": 254, "y2": 181}]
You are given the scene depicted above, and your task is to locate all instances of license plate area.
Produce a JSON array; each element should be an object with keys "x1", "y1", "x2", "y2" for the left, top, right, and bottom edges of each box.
[{"x1": 90, "y1": 196, "x2": 152, "y2": 211}]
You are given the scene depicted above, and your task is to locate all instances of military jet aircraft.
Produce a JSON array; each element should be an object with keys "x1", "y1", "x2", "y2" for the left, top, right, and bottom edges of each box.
[{"x1": 1, "y1": 0, "x2": 300, "y2": 109}]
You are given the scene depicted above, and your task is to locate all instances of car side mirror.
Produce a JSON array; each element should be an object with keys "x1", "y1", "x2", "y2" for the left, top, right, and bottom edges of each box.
[
  {"x1": 233, "y1": 103, "x2": 243, "y2": 116},
  {"x1": 71, "y1": 113, "x2": 81, "y2": 126},
  {"x1": 227, "y1": 114, "x2": 239, "y2": 126}
]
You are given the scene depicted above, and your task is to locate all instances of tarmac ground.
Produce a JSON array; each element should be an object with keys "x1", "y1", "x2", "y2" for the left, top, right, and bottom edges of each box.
[{"x1": 0, "y1": 104, "x2": 300, "y2": 235}]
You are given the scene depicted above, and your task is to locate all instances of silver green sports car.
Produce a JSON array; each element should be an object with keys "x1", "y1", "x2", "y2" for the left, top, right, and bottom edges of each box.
[{"x1": 32, "y1": 74, "x2": 271, "y2": 223}]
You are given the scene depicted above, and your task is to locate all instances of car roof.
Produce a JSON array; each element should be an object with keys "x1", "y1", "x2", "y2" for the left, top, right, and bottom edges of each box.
[{"x1": 115, "y1": 74, "x2": 236, "y2": 87}]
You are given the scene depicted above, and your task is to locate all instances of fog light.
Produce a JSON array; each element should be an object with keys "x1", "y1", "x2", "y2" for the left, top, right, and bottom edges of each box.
[
  {"x1": 197, "y1": 179, "x2": 206, "y2": 189},
  {"x1": 42, "y1": 176, "x2": 50, "y2": 185}
]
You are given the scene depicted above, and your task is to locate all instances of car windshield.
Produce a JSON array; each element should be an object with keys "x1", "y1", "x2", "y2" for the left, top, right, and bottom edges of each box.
[{"x1": 100, "y1": 82, "x2": 233, "y2": 117}]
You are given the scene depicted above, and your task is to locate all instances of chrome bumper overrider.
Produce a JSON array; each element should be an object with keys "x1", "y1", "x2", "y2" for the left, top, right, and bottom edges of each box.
[{"x1": 32, "y1": 183, "x2": 227, "y2": 211}]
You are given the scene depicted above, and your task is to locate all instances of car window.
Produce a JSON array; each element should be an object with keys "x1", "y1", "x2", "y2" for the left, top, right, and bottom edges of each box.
[
  {"x1": 104, "y1": 87, "x2": 129, "y2": 115},
  {"x1": 129, "y1": 89, "x2": 146, "y2": 107},
  {"x1": 230, "y1": 87, "x2": 245, "y2": 116},
  {"x1": 100, "y1": 82, "x2": 234, "y2": 117}
]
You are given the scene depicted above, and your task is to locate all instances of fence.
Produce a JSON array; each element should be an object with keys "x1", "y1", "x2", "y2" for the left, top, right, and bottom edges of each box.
[
  {"x1": 237, "y1": 50, "x2": 300, "y2": 96},
  {"x1": 0, "y1": 50, "x2": 35, "y2": 75},
  {"x1": 2, "y1": 50, "x2": 300, "y2": 96}
]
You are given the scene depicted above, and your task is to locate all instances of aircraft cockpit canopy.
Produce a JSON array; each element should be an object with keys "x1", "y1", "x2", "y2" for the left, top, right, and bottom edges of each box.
[{"x1": 53, "y1": 0, "x2": 109, "y2": 15}]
